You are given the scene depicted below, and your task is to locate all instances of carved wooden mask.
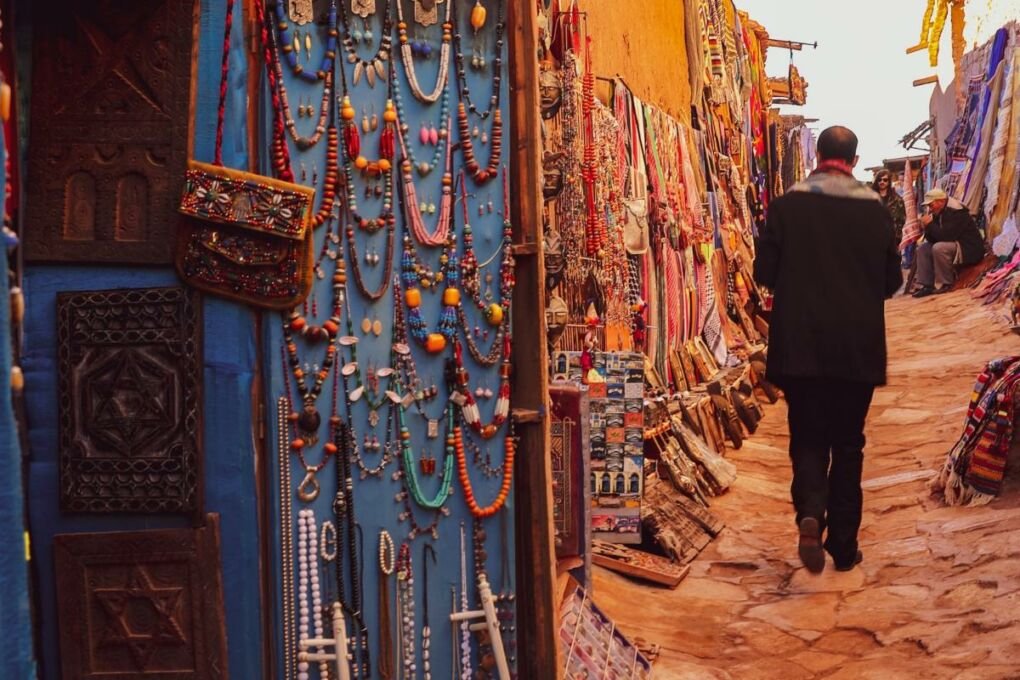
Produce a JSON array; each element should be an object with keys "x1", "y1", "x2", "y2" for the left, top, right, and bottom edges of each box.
[
  {"x1": 24, "y1": 0, "x2": 196, "y2": 263},
  {"x1": 54, "y1": 516, "x2": 228, "y2": 678},
  {"x1": 58, "y1": 286, "x2": 203, "y2": 514}
]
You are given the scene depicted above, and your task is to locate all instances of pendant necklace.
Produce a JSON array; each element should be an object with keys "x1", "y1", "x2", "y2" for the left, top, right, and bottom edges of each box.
[
  {"x1": 281, "y1": 345, "x2": 340, "y2": 503},
  {"x1": 273, "y1": 0, "x2": 337, "y2": 82},
  {"x1": 390, "y1": 61, "x2": 452, "y2": 177},
  {"x1": 351, "y1": 0, "x2": 375, "y2": 19},
  {"x1": 452, "y1": 337, "x2": 511, "y2": 441},
  {"x1": 395, "y1": 381, "x2": 455, "y2": 510},
  {"x1": 413, "y1": 0, "x2": 444, "y2": 27},
  {"x1": 395, "y1": 0, "x2": 452, "y2": 102},
  {"x1": 456, "y1": 169, "x2": 514, "y2": 366},
  {"x1": 337, "y1": 0, "x2": 393, "y2": 88},
  {"x1": 397, "y1": 112, "x2": 455, "y2": 247},
  {"x1": 392, "y1": 285, "x2": 451, "y2": 438},
  {"x1": 452, "y1": 0, "x2": 505, "y2": 184},
  {"x1": 337, "y1": 63, "x2": 397, "y2": 234}
]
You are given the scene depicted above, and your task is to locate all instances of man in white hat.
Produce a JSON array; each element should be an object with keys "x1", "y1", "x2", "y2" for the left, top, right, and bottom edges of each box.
[{"x1": 912, "y1": 188, "x2": 984, "y2": 298}]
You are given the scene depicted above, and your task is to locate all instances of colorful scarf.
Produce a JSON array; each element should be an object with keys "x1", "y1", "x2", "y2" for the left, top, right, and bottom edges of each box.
[
  {"x1": 899, "y1": 157, "x2": 923, "y2": 251},
  {"x1": 932, "y1": 355, "x2": 1020, "y2": 505}
]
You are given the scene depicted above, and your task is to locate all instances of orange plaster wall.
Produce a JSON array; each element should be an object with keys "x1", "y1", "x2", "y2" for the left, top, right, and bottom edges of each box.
[{"x1": 583, "y1": 0, "x2": 694, "y2": 124}]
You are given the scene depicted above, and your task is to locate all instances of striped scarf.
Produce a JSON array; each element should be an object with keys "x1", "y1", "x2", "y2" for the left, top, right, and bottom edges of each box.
[{"x1": 933, "y1": 355, "x2": 1020, "y2": 505}]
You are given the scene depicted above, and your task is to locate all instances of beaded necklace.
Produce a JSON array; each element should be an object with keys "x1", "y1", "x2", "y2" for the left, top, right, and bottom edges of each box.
[
  {"x1": 396, "y1": 383, "x2": 455, "y2": 510},
  {"x1": 333, "y1": 421, "x2": 372, "y2": 677},
  {"x1": 421, "y1": 543, "x2": 437, "y2": 680},
  {"x1": 276, "y1": 397, "x2": 297, "y2": 680},
  {"x1": 268, "y1": 0, "x2": 337, "y2": 150},
  {"x1": 391, "y1": 287, "x2": 450, "y2": 431},
  {"x1": 395, "y1": 0, "x2": 452, "y2": 103},
  {"x1": 456, "y1": 169, "x2": 514, "y2": 366},
  {"x1": 296, "y1": 509, "x2": 330, "y2": 679},
  {"x1": 452, "y1": 0, "x2": 505, "y2": 183},
  {"x1": 337, "y1": 0, "x2": 393, "y2": 88},
  {"x1": 458, "y1": 522, "x2": 473, "y2": 680},
  {"x1": 390, "y1": 53, "x2": 452, "y2": 178},
  {"x1": 397, "y1": 114, "x2": 455, "y2": 248},
  {"x1": 378, "y1": 530, "x2": 396, "y2": 680},
  {"x1": 271, "y1": 0, "x2": 338, "y2": 83},
  {"x1": 395, "y1": 543, "x2": 416, "y2": 678},
  {"x1": 452, "y1": 338, "x2": 510, "y2": 441}
]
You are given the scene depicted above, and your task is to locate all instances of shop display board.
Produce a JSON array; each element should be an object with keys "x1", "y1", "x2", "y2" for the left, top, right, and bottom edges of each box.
[
  {"x1": 257, "y1": 1, "x2": 516, "y2": 678},
  {"x1": 552, "y1": 350, "x2": 644, "y2": 545}
]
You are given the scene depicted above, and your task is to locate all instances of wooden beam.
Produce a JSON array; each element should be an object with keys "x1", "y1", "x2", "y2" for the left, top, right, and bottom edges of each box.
[
  {"x1": 913, "y1": 75, "x2": 939, "y2": 87},
  {"x1": 506, "y1": 0, "x2": 559, "y2": 677}
]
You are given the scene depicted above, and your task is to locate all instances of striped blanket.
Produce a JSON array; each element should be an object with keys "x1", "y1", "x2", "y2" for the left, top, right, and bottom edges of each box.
[{"x1": 932, "y1": 356, "x2": 1020, "y2": 505}]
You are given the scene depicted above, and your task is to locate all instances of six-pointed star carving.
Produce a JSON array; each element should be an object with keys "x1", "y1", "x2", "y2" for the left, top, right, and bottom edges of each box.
[
  {"x1": 90, "y1": 351, "x2": 169, "y2": 452},
  {"x1": 94, "y1": 565, "x2": 187, "y2": 669}
]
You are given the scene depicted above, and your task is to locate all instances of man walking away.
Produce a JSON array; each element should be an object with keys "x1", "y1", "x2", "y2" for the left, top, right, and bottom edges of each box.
[
  {"x1": 911, "y1": 188, "x2": 984, "y2": 298},
  {"x1": 754, "y1": 126, "x2": 902, "y2": 574}
]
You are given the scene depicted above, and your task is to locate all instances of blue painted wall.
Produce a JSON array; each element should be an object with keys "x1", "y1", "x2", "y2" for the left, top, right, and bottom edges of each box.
[{"x1": 22, "y1": 1, "x2": 264, "y2": 678}]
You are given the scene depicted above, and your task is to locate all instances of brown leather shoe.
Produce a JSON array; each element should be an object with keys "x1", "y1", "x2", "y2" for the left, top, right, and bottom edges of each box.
[
  {"x1": 798, "y1": 517, "x2": 825, "y2": 574},
  {"x1": 834, "y1": 550, "x2": 863, "y2": 572}
]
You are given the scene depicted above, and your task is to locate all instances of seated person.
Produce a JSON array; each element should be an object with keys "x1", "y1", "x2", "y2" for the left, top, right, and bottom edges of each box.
[{"x1": 912, "y1": 188, "x2": 984, "y2": 298}]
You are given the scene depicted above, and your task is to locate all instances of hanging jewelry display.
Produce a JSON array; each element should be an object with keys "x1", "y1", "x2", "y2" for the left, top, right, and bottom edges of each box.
[
  {"x1": 337, "y1": 0, "x2": 393, "y2": 88},
  {"x1": 395, "y1": 0, "x2": 452, "y2": 103},
  {"x1": 451, "y1": 0, "x2": 504, "y2": 184}
]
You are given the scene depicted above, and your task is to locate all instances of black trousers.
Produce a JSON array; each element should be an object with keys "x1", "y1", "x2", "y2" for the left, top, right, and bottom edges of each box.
[{"x1": 783, "y1": 377, "x2": 875, "y2": 566}]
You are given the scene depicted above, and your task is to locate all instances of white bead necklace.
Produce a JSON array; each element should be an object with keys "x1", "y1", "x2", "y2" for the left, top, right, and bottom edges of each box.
[
  {"x1": 395, "y1": 0, "x2": 452, "y2": 103},
  {"x1": 297, "y1": 509, "x2": 330, "y2": 680}
]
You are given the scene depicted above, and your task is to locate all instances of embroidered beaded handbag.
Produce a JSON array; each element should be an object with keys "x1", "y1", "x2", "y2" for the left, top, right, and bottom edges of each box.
[{"x1": 175, "y1": 0, "x2": 315, "y2": 310}]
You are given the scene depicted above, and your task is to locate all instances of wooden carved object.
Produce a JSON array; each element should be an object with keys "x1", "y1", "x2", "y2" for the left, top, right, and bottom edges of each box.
[
  {"x1": 24, "y1": 0, "x2": 195, "y2": 263},
  {"x1": 54, "y1": 516, "x2": 229, "y2": 678},
  {"x1": 591, "y1": 540, "x2": 690, "y2": 588},
  {"x1": 58, "y1": 286, "x2": 203, "y2": 514}
]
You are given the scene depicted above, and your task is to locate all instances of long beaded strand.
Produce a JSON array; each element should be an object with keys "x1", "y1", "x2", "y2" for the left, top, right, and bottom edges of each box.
[
  {"x1": 397, "y1": 114, "x2": 455, "y2": 248},
  {"x1": 297, "y1": 509, "x2": 330, "y2": 680},
  {"x1": 458, "y1": 522, "x2": 473, "y2": 680},
  {"x1": 390, "y1": 62, "x2": 452, "y2": 177},
  {"x1": 451, "y1": 0, "x2": 504, "y2": 183},
  {"x1": 378, "y1": 531, "x2": 396, "y2": 680},
  {"x1": 278, "y1": 397, "x2": 297, "y2": 680},
  {"x1": 396, "y1": 385, "x2": 455, "y2": 510},
  {"x1": 396, "y1": 543, "x2": 416, "y2": 679},
  {"x1": 395, "y1": 0, "x2": 452, "y2": 103},
  {"x1": 421, "y1": 543, "x2": 437, "y2": 680},
  {"x1": 256, "y1": 0, "x2": 295, "y2": 182}
]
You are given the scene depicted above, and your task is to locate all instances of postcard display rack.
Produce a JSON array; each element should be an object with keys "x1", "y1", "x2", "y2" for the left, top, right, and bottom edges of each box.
[
  {"x1": 551, "y1": 351, "x2": 645, "y2": 545},
  {"x1": 263, "y1": 1, "x2": 517, "y2": 678}
]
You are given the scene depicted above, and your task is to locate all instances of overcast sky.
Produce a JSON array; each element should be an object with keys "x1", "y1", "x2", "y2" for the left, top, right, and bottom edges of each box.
[{"x1": 743, "y1": 0, "x2": 938, "y2": 172}]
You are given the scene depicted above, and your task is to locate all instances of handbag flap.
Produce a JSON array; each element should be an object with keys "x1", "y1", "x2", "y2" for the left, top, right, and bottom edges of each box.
[{"x1": 178, "y1": 160, "x2": 315, "y2": 241}]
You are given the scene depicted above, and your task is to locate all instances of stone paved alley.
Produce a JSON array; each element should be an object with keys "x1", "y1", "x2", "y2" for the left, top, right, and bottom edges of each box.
[{"x1": 595, "y1": 289, "x2": 1020, "y2": 679}]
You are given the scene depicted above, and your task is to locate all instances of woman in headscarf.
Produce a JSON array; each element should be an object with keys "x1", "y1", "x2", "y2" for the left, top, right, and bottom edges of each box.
[{"x1": 872, "y1": 169, "x2": 906, "y2": 243}]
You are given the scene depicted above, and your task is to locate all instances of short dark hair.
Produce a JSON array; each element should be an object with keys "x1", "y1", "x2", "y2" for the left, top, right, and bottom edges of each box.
[{"x1": 817, "y1": 126, "x2": 858, "y2": 163}]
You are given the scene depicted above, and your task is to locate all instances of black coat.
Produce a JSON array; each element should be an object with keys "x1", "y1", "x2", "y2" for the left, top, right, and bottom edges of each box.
[
  {"x1": 754, "y1": 174, "x2": 902, "y2": 387},
  {"x1": 924, "y1": 205, "x2": 984, "y2": 265}
]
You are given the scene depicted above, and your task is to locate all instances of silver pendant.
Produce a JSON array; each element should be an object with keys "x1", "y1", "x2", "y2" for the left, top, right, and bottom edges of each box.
[
  {"x1": 413, "y1": 0, "x2": 443, "y2": 27},
  {"x1": 427, "y1": 419, "x2": 439, "y2": 438},
  {"x1": 368, "y1": 409, "x2": 380, "y2": 427},
  {"x1": 288, "y1": 0, "x2": 314, "y2": 26},
  {"x1": 351, "y1": 0, "x2": 376, "y2": 19}
]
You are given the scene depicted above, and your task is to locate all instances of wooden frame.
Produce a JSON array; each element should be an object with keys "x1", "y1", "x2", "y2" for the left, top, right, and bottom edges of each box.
[{"x1": 507, "y1": 0, "x2": 559, "y2": 676}]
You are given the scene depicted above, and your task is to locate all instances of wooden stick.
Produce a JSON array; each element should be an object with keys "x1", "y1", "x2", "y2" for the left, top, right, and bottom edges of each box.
[{"x1": 914, "y1": 75, "x2": 939, "y2": 87}]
